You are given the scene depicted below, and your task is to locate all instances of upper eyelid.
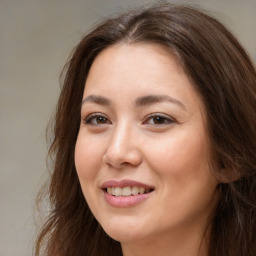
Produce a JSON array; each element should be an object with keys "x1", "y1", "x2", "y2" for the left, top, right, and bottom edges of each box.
[
  {"x1": 83, "y1": 113, "x2": 111, "y2": 123},
  {"x1": 82, "y1": 112, "x2": 108, "y2": 118},
  {"x1": 82, "y1": 112, "x2": 176, "y2": 124},
  {"x1": 144, "y1": 113, "x2": 175, "y2": 120},
  {"x1": 141, "y1": 113, "x2": 176, "y2": 126}
]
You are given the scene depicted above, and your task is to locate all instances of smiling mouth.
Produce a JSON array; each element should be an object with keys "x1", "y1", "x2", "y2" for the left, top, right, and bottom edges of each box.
[{"x1": 104, "y1": 186, "x2": 154, "y2": 197}]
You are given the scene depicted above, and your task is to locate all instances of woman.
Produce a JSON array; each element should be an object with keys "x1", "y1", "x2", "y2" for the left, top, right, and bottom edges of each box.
[{"x1": 35, "y1": 3, "x2": 256, "y2": 256}]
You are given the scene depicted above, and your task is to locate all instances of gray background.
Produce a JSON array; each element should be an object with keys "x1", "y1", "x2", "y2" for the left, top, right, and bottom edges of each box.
[{"x1": 1, "y1": 0, "x2": 255, "y2": 255}]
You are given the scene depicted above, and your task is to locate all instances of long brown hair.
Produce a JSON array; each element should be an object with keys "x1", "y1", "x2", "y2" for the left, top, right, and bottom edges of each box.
[{"x1": 35, "y1": 3, "x2": 256, "y2": 256}]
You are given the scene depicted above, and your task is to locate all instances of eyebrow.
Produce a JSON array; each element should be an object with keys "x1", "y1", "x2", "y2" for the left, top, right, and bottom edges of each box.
[
  {"x1": 81, "y1": 95, "x2": 111, "y2": 106},
  {"x1": 81, "y1": 94, "x2": 186, "y2": 109},
  {"x1": 135, "y1": 95, "x2": 186, "y2": 109}
]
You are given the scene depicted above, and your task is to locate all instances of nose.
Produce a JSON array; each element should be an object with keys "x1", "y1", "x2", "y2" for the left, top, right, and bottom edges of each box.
[{"x1": 103, "y1": 123, "x2": 142, "y2": 169}]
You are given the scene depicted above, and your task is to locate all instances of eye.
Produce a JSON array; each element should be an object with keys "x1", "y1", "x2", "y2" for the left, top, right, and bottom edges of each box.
[
  {"x1": 83, "y1": 113, "x2": 111, "y2": 125},
  {"x1": 143, "y1": 113, "x2": 175, "y2": 125}
]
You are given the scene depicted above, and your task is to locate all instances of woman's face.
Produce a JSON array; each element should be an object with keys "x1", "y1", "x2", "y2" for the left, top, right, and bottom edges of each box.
[{"x1": 75, "y1": 44, "x2": 219, "y2": 245}]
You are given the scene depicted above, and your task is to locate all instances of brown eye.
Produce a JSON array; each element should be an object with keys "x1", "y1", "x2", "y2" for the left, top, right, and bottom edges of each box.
[
  {"x1": 84, "y1": 114, "x2": 111, "y2": 125},
  {"x1": 152, "y1": 116, "x2": 168, "y2": 124},
  {"x1": 143, "y1": 114, "x2": 175, "y2": 125},
  {"x1": 95, "y1": 116, "x2": 108, "y2": 124}
]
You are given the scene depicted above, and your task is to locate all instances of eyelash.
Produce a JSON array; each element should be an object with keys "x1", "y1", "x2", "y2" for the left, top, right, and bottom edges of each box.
[
  {"x1": 83, "y1": 113, "x2": 111, "y2": 125},
  {"x1": 83, "y1": 113, "x2": 176, "y2": 127},
  {"x1": 143, "y1": 113, "x2": 175, "y2": 125}
]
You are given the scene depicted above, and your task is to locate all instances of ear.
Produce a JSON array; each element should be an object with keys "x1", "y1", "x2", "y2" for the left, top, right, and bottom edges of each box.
[{"x1": 214, "y1": 166, "x2": 242, "y2": 184}]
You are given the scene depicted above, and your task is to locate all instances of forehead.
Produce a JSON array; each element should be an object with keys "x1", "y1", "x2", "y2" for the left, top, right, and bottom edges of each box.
[
  {"x1": 85, "y1": 44, "x2": 186, "y2": 89},
  {"x1": 83, "y1": 43, "x2": 204, "y2": 113},
  {"x1": 88, "y1": 43, "x2": 184, "y2": 77}
]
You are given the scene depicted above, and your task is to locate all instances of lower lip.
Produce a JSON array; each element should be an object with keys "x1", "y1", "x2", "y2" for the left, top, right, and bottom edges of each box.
[{"x1": 103, "y1": 190, "x2": 152, "y2": 208}]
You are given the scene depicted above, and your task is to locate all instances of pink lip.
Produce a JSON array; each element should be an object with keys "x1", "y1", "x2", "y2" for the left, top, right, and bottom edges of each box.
[{"x1": 101, "y1": 179, "x2": 155, "y2": 208}]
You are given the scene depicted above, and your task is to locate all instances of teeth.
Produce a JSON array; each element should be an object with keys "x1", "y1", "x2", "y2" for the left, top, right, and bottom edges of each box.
[
  {"x1": 106, "y1": 186, "x2": 151, "y2": 196},
  {"x1": 115, "y1": 187, "x2": 122, "y2": 196},
  {"x1": 131, "y1": 186, "x2": 139, "y2": 195},
  {"x1": 123, "y1": 186, "x2": 132, "y2": 196},
  {"x1": 139, "y1": 187, "x2": 145, "y2": 194}
]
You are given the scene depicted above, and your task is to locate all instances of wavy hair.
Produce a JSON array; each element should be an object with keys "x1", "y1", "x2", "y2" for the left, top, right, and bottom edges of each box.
[{"x1": 35, "y1": 3, "x2": 256, "y2": 256}]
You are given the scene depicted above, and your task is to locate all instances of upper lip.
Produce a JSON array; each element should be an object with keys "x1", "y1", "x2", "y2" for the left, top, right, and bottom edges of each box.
[{"x1": 101, "y1": 179, "x2": 155, "y2": 189}]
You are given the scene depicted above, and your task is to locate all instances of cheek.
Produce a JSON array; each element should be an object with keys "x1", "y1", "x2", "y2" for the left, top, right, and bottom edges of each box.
[
  {"x1": 145, "y1": 132, "x2": 218, "y2": 227},
  {"x1": 146, "y1": 132, "x2": 210, "y2": 177},
  {"x1": 145, "y1": 130, "x2": 218, "y2": 206},
  {"x1": 74, "y1": 134, "x2": 106, "y2": 216},
  {"x1": 74, "y1": 133, "x2": 103, "y2": 183}
]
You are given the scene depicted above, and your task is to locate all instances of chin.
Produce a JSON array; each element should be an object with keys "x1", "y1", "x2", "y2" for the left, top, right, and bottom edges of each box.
[{"x1": 101, "y1": 221, "x2": 148, "y2": 243}]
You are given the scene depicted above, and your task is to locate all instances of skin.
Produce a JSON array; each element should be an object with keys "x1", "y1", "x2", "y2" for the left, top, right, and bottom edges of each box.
[{"x1": 75, "y1": 43, "x2": 219, "y2": 256}]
